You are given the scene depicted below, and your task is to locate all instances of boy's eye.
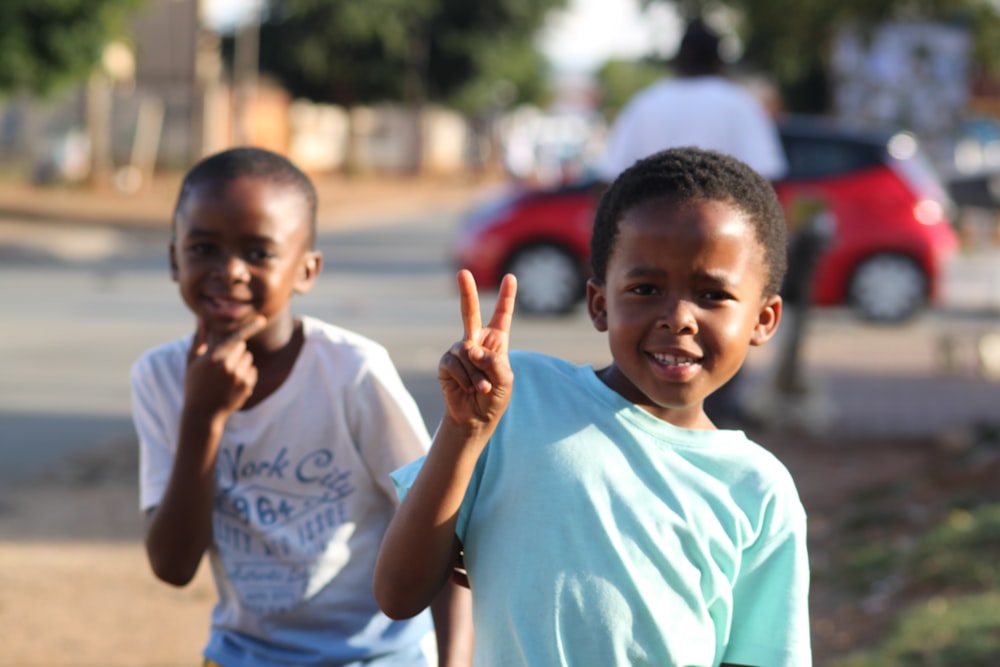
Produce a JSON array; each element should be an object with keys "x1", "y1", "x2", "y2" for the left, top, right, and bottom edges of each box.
[
  {"x1": 245, "y1": 247, "x2": 277, "y2": 263},
  {"x1": 628, "y1": 284, "x2": 659, "y2": 296},
  {"x1": 700, "y1": 289, "x2": 733, "y2": 302},
  {"x1": 186, "y1": 242, "x2": 216, "y2": 256}
]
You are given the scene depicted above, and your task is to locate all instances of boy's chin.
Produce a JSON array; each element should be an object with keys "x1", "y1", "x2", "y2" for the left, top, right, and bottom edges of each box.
[{"x1": 204, "y1": 314, "x2": 262, "y2": 338}]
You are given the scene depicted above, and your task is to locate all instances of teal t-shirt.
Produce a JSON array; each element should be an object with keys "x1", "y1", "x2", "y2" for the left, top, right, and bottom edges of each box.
[{"x1": 393, "y1": 351, "x2": 811, "y2": 666}]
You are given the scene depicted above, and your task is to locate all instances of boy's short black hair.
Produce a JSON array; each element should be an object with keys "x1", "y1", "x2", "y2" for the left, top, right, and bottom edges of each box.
[
  {"x1": 173, "y1": 146, "x2": 318, "y2": 244},
  {"x1": 591, "y1": 147, "x2": 787, "y2": 295}
]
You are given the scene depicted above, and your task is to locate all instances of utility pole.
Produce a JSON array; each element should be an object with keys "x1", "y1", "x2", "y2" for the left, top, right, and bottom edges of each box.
[
  {"x1": 403, "y1": 7, "x2": 429, "y2": 174},
  {"x1": 193, "y1": 0, "x2": 225, "y2": 161},
  {"x1": 232, "y1": 2, "x2": 261, "y2": 146},
  {"x1": 86, "y1": 68, "x2": 114, "y2": 188}
]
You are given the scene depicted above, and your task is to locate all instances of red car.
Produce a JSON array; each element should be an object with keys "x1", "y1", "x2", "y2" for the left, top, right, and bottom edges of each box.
[{"x1": 454, "y1": 115, "x2": 959, "y2": 322}]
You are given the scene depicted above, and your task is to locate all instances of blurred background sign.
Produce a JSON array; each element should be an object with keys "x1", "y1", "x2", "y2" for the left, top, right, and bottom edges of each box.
[{"x1": 831, "y1": 22, "x2": 972, "y2": 178}]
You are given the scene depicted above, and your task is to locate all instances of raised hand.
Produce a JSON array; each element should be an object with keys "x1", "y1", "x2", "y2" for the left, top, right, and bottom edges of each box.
[
  {"x1": 438, "y1": 270, "x2": 517, "y2": 431},
  {"x1": 184, "y1": 316, "x2": 267, "y2": 418}
]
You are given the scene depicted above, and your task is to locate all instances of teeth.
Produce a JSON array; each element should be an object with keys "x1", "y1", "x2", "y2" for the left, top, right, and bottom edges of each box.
[{"x1": 651, "y1": 353, "x2": 696, "y2": 366}]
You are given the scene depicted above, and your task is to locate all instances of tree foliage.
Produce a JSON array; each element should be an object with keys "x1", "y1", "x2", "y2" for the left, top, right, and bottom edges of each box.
[
  {"x1": 594, "y1": 58, "x2": 669, "y2": 120},
  {"x1": 245, "y1": 0, "x2": 567, "y2": 112},
  {"x1": 0, "y1": 0, "x2": 143, "y2": 96},
  {"x1": 643, "y1": 0, "x2": 1000, "y2": 112}
]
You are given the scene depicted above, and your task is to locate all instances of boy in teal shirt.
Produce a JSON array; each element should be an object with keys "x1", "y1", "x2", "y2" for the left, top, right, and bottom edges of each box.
[{"x1": 374, "y1": 148, "x2": 811, "y2": 666}]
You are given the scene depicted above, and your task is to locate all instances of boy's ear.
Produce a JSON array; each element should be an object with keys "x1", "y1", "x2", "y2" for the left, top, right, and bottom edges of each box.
[
  {"x1": 168, "y1": 242, "x2": 179, "y2": 282},
  {"x1": 586, "y1": 278, "x2": 609, "y2": 332},
  {"x1": 750, "y1": 294, "x2": 783, "y2": 346},
  {"x1": 294, "y1": 250, "x2": 323, "y2": 294}
]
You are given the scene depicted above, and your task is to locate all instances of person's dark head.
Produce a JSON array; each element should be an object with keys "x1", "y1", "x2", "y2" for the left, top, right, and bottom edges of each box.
[
  {"x1": 674, "y1": 19, "x2": 723, "y2": 77},
  {"x1": 590, "y1": 147, "x2": 786, "y2": 294},
  {"x1": 172, "y1": 146, "x2": 318, "y2": 245},
  {"x1": 586, "y1": 147, "x2": 786, "y2": 428},
  {"x1": 170, "y1": 147, "x2": 322, "y2": 342}
]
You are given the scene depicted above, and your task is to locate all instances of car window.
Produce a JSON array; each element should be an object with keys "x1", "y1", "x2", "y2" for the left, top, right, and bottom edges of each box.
[{"x1": 781, "y1": 135, "x2": 884, "y2": 180}]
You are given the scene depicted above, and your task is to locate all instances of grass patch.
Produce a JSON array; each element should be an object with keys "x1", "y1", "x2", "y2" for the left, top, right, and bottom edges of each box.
[
  {"x1": 818, "y1": 425, "x2": 1000, "y2": 665},
  {"x1": 828, "y1": 591, "x2": 1000, "y2": 667}
]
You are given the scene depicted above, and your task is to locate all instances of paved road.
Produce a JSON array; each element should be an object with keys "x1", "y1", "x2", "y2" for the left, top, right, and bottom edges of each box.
[
  {"x1": 0, "y1": 210, "x2": 605, "y2": 481},
  {"x1": 2, "y1": 212, "x2": 1000, "y2": 481}
]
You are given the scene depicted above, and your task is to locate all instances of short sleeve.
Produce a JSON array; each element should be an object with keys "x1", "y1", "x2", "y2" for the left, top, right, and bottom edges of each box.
[
  {"x1": 389, "y1": 456, "x2": 425, "y2": 501},
  {"x1": 130, "y1": 354, "x2": 179, "y2": 513},
  {"x1": 347, "y1": 347, "x2": 431, "y2": 505},
  {"x1": 388, "y1": 442, "x2": 487, "y2": 545},
  {"x1": 724, "y1": 483, "x2": 812, "y2": 666}
]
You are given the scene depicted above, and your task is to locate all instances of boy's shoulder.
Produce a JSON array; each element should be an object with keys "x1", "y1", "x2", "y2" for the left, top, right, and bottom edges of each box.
[
  {"x1": 509, "y1": 349, "x2": 576, "y2": 370},
  {"x1": 726, "y1": 433, "x2": 805, "y2": 505},
  {"x1": 508, "y1": 349, "x2": 584, "y2": 382},
  {"x1": 300, "y1": 315, "x2": 389, "y2": 358},
  {"x1": 299, "y1": 316, "x2": 411, "y2": 385},
  {"x1": 131, "y1": 334, "x2": 191, "y2": 378}
]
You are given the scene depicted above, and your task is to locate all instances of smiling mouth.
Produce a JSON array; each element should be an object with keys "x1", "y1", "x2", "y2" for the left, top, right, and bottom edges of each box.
[
  {"x1": 649, "y1": 352, "x2": 701, "y2": 367},
  {"x1": 202, "y1": 295, "x2": 253, "y2": 320}
]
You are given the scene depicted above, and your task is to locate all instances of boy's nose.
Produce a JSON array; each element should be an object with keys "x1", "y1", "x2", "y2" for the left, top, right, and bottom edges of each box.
[
  {"x1": 215, "y1": 254, "x2": 250, "y2": 283},
  {"x1": 658, "y1": 298, "x2": 697, "y2": 334}
]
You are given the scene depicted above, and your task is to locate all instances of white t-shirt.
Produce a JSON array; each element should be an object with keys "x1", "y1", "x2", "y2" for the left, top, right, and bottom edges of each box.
[
  {"x1": 132, "y1": 316, "x2": 433, "y2": 666},
  {"x1": 393, "y1": 351, "x2": 811, "y2": 667},
  {"x1": 598, "y1": 76, "x2": 787, "y2": 181}
]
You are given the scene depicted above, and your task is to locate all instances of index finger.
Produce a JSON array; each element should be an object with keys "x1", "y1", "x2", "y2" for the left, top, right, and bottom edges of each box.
[
  {"x1": 457, "y1": 269, "x2": 482, "y2": 341},
  {"x1": 207, "y1": 315, "x2": 267, "y2": 351},
  {"x1": 485, "y1": 273, "x2": 517, "y2": 334},
  {"x1": 188, "y1": 317, "x2": 209, "y2": 363}
]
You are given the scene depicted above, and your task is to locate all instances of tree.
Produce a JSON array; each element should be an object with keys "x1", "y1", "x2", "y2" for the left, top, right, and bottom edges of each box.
[
  {"x1": 0, "y1": 0, "x2": 143, "y2": 96},
  {"x1": 595, "y1": 57, "x2": 668, "y2": 120},
  {"x1": 239, "y1": 0, "x2": 567, "y2": 113},
  {"x1": 642, "y1": 0, "x2": 1000, "y2": 113}
]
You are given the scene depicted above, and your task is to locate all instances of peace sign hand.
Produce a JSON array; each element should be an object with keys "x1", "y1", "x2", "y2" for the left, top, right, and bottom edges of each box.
[
  {"x1": 438, "y1": 270, "x2": 517, "y2": 435},
  {"x1": 184, "y1": 315, "x2": 267, "y2": 419}
]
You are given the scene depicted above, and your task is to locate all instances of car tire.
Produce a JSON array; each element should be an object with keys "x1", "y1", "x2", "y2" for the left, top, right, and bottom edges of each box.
[
  {"x1": 505, "y1": 243, "x2": 585, "y2": 315},
  {"x1": 848, "y1": 253, "x2": 928, "y2": 323}
]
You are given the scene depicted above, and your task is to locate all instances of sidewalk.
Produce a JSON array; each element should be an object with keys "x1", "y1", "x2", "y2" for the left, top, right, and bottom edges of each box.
[
  {"x1": 0, "y1": 171, "x2": 502, "y2": 231},
  {"x1": 742, "y1": 306, "x2": 1000, "y2": 441},
  {"x1": 0, "y1": 172, "x2": 503, "y2": 265}
]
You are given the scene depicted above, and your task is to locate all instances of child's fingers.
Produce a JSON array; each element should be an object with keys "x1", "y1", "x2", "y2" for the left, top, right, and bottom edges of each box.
[
  {"x1": 465, "y1": 345, "x2": 499, "y2": 394},
  {"x1": 223, "y1": 315, "x2": 267, "y2": 346},
  {"x1": 457, "y1": 269, "x2": 482, "y2": 342},
  {"x1": 486, "y1": 273, "x2": 517, "y2": 335},
  {"x1": 187, "y1": 317, "x2": 209, "y2": 363},
  {"x1": 207, "y1": 316, "x2": 267, "y2": 354},
  {"x1": 439, "y1": 344, "x2": 476, "y2": 393},
  {"x1": 440, "y1": 343, "x2": 493, "y2": 394}
]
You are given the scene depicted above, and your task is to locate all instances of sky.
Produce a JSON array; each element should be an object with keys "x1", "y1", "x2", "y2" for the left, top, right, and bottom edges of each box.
[
  {"x1": 200, "y1": 0, "x2": 682, "y2": 74},
  {"x1": 538, "y1": 0, "x2": 682, "y2": 73}
]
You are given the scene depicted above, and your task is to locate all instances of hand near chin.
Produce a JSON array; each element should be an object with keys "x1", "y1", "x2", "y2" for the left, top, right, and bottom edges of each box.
[
  {"x1": 438, "y1": 270, "x2": 517, "y2": 434},
  {"x1": 184, "y1": 315, "x2": 267, "y2": 419}
]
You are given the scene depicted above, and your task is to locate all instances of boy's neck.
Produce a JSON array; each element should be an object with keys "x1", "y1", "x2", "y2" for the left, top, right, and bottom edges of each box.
[{"x1": 241, "y1": 317, "x2": 305, "y2": 410}]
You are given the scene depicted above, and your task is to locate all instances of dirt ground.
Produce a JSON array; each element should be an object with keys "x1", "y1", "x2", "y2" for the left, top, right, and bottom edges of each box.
[{"x1": 0, "y1": 173, "x2": 976, "y2": 665}]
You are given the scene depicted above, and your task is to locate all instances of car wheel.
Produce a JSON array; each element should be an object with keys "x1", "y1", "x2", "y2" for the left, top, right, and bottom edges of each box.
[
  {"x1": 848, "y1": 253, "x2": 928, "y2": 323},
  {"x1": 505, "y1": 243, "x2": 585, "y2": 315}
]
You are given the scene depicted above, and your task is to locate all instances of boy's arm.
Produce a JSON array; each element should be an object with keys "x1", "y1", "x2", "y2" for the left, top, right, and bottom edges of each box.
[
  {"x1": 144, "y1": 317, "x2": 264, "y2": 586},
  {"x1": 430, "y1": 578, "x2": 474, "y2": 667},
  {"x1": 373, "y1": 271, "x2": 516, "y2": 620}
]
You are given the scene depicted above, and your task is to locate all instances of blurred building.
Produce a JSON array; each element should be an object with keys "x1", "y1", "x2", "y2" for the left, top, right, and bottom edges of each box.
[{"x1": 0, "y1": 0, "x2": 476, "y2": 185}]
